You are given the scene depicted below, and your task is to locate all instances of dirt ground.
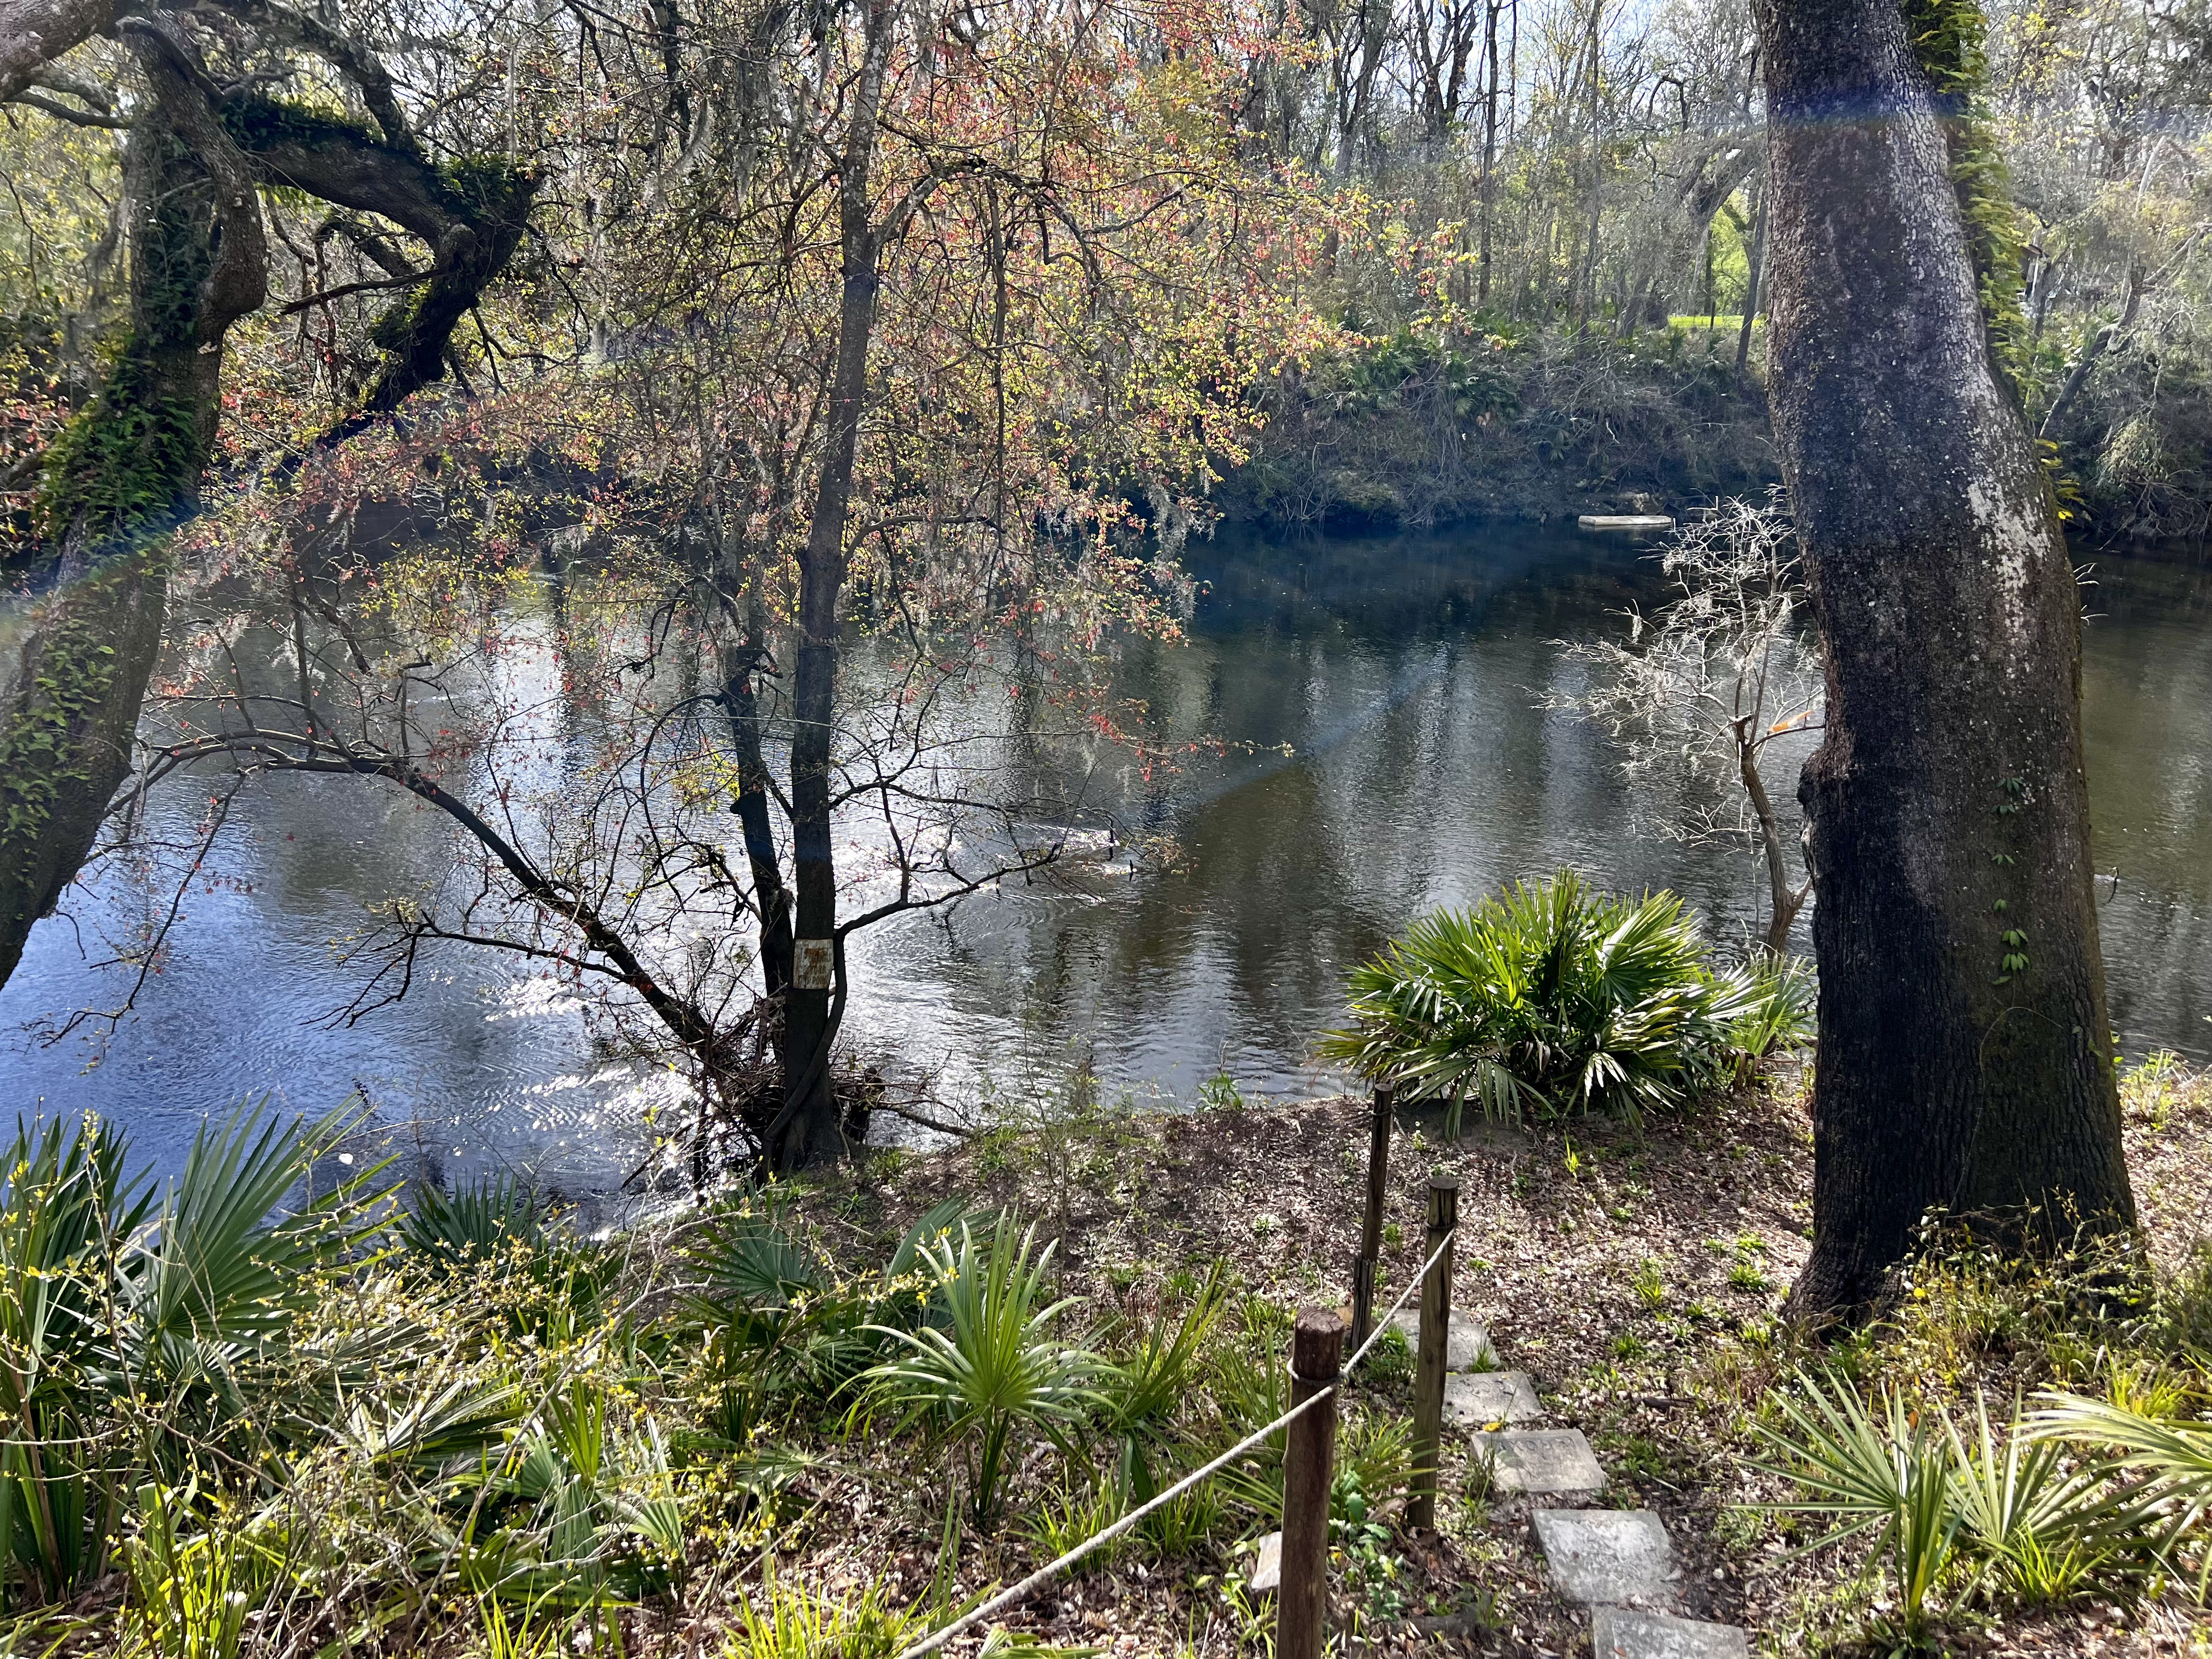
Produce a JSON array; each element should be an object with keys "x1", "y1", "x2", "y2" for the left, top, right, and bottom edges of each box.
[{"x1": 665, "y1": 1066, "x2": 2212, "y2": 1658}]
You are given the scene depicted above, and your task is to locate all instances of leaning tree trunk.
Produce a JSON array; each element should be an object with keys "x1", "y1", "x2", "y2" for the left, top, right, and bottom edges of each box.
[
  {"x1": 0, "y1": 29, "x2": 267, "y2": 984},
  {"x1": 1754, "y1": 0, "x2": 2136, "y2": 1319},
  {"x1": 0, "y1": 21, "x2": 533, "y2": 992}
]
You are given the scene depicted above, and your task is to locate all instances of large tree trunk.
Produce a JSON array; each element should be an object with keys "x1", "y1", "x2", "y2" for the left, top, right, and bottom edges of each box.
[
  {"x1": 0, "y1": 31, "x2": 267, "y2": 984},
  {"x1": 1754, "y1": 0, "x2": 2136, "y2": 1319},
  {"x1": 0, "y1": 33, "x2": 533, "y2": 992}
]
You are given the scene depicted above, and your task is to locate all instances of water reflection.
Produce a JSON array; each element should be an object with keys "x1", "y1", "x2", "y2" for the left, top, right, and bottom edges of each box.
[
  {"x1": 2079, "y1": 545, "x2": 2212, "y2": 1056},
  {"x1": 849, "y1": 527, "x2": 2212, "y2": 1099},
  {"x1": 3, "y1": 524, "x2": 2206, "y2": 1183}
]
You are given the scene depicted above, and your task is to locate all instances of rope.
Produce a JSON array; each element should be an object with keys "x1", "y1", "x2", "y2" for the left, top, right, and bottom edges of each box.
[{"x1": 887, "y1": 1223, "x2": 1459, "y2": 1659}]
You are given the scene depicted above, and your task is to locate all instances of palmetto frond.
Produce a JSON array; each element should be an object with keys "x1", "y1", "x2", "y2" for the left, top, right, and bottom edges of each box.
[
  {"x1": 857, "y1": 1216, "x2": 1102, "y2": 1524},
  {"x1": 1319, "y1": 870, "x2": 1808, "y2": 1126},
  {"x1": 127, "y1": 1098, "x2": 394, "y2": 1384}
]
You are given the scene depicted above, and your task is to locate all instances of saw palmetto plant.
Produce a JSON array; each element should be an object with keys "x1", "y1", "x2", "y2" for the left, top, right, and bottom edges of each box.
[{"x1": 1321, "y1": 870, "x2": 1809, "y2": 1129}]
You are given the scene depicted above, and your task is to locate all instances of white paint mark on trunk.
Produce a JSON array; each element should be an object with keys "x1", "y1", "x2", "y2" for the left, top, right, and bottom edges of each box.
[{"x1": 1963, "y1": 397, "x2": 2042, "y2": 668}]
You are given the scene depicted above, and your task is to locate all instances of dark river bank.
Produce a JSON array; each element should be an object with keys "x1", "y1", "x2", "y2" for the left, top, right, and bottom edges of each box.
[{"x1": 5, "y1": 523, "x2": 2208, "y2": 1192}]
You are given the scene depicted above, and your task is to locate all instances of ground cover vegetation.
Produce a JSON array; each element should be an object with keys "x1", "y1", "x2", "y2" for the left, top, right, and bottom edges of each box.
[{"x1": 3, "y1": 1018, "x2": 2200, "y2": 1654}]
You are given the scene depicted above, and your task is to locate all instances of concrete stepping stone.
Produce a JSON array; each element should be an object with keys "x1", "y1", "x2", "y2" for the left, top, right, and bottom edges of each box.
[
  {"x1": 1444, "y1": 1369, "x2": 1543, "y2": 1426},
  {"x1": 1593, "y1": 1607, "x2": 1748, "y2": 1658},
  {"x1": 1531, "y1": 1508, "x2": 1675, "y2": 1605},
  {"x1": 1248, "y1": 1530, "x2": 1281, "y2": 1592},
  {"x1": 1475, "y1": 1428, "x2": 1606, "y2": 1496},
  {"x1": 1387, "y1": 1308, "x2": 1498, "y2": 1371}
]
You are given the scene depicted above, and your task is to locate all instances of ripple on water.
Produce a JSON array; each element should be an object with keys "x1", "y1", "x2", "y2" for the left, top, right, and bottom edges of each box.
[{"x1": 4, "y1": 528, "x2": 2208, "y2": 1188}]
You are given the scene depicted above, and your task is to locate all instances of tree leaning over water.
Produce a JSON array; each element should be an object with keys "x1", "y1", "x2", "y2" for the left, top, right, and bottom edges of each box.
[
  {"x1": 0, "y1": 0, "x2": 534, "y2": 989},
  {"x1": 1753, "y1": 0, "x2": 2136, "y2": 1319}
]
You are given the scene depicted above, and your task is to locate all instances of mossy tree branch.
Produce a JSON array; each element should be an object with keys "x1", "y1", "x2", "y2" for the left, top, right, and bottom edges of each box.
[
  {"x1": 224, "y1": 95, "x2": 537, "y2": 417},
  {"x1": 0, "y1": 9, "x2": 534, "y2": 991},
  {"x1": 1902, "y1": 0, "x2": 2033, "y2": 402}
]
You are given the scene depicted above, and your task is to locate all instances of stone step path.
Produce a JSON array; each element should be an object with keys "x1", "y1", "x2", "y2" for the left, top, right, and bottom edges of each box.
[
  {"x1": 1475, "y1": 1427, "x2": 1607, "y2": 1496},
  {"x1": 1593, "y1": 1609, "x2": 1750, "y2": 1659},
  {"x1": 1446, "y1": 1368, "x2": 1544, "y2": 1426},
  {"x1": 1478, "y1": 1328, "x2": 1750, "y2": 1659},
  {"x1": 1531, "y1": 1509, "x2": 1675, "y2": 1604},
  {"x1": 1246, "y1": 1299, "x2": 1751, "y2": 1657}
]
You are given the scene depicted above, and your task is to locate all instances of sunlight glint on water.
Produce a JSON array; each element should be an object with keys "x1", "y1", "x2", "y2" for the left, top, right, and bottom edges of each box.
[{"x1": 3, "y1": 524, "x2": 2207, "y2": 1186}]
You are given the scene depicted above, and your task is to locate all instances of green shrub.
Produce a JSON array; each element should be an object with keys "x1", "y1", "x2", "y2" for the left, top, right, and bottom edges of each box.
[
  {"x1": 730, "y1": 1570, "x2": 920, "y2": 1658},
  {"x1": 856, "y1": 1217, "x2": 1104, "y2": 1526},
  {"x1": 472, "y1": 1592, "x2": 569, "y2": 1659},
  {"x1": 1102, "y1": 1263, "x2": 1228, "y2": 1499},
  {"x1": 1747, "y1": 1372, "x2": 1971, "y2": 1643},
  {"x1": 679, "y1": 1194, "x2": 971, "y2": 1440},
  {"x1": 461, "y1": 1378, "x2": 686, "y2": 1607},
  {"x1": 0, "y1": 1100, "x2": 388, "y2": 1605},
  {"x1": 1949, "y1": 1397, "x2": 2144, "y2": 1607},
  {"x1": 0, "y1": 1110, "x2": 144, "y2": 1602},
  {"x1": 122, "y1": 1480, "x2": 272, "y2": 1659},
  {"x1": 1023, "y1": 1459, "x2": 1131, "y2": 1567},
  {"x1": 1136, "y1": 1467, "x2": 1225, "y2": 1557},
  {"x1": 1330, "y1": 1463, "x2": 1409, "y2": 1628},
  {"x1": 1361, "y1": 1323, "x2": 1414, "y2": 1388},
  {"x1": 397, "y1": 1172, "x2": 543, "y2": 1269},
  {"x1": 1746, "y1": 1370, "x2": 2159, "y2": 1640},
  {"x1": 2027, "y1": 1392, "x2": 2212, "y2": 1596},
  {"x1": 399, "y1": 1175, "x2": 620, "y2": 1346},
  {"x1": 1196, "y1": 1072, "x2": 1245, "y2": 1112},
  {"x1": 1319, "y1": 870, "x2": 1809, "y2": 1128},
  {"x1": 1882, "y1": 1222, "x2": 2154, "y2": 1389}
]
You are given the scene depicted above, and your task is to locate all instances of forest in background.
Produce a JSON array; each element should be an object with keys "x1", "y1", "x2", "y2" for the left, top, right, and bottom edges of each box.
[
  {"x1": 5, "y1": 0, "x2": 2209, "y2": 538},
  {"x1": 1225, "y1": 0, "x2": 2212, "y2": 533}
]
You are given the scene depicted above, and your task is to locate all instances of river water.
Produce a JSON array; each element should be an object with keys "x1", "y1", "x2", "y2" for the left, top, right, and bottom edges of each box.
[{"x1": 5, "y1": 524, "x2": 2208, "y2": 1192}]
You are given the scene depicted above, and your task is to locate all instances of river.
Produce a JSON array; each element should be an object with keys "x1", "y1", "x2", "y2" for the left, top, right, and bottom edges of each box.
[{"x1": 5, "y1": 523, "x2": 2208, "y2": 1194}]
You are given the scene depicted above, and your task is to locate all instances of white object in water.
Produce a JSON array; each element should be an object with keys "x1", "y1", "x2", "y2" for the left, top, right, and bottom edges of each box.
[
  {"x1": 1045, "y1": 827, "x2": 1116, "y2": 861},
  {"x1": 1577, "y1": 514, "x2": 1675, "y2": 532}
]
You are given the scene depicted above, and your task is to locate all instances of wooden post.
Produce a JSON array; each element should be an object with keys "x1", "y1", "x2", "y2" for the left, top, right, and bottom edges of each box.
[
  {"x1": 1408, "y1": 1173, "x2": 1459, "y2": 1530},
  {"x1": 1277, "y1": 1307, "x2": 1342, "y2": 1659},
  {"x1": 1349, "y1": 1084, "x2": 1394, "y2": 1348}
]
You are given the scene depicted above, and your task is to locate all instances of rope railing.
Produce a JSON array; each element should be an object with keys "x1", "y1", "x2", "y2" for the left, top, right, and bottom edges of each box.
[{"x1": 887, "y1": 1223, "x2": 1458, "y2": 1659}]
